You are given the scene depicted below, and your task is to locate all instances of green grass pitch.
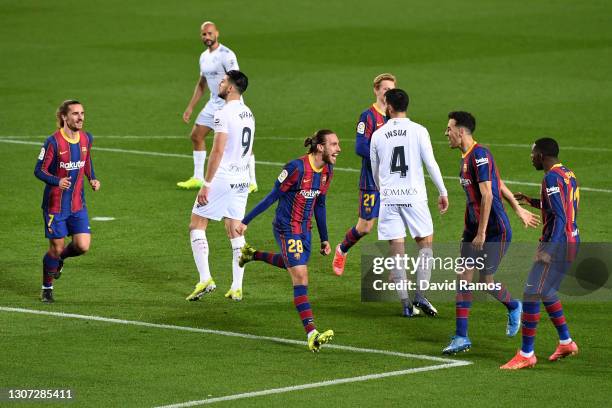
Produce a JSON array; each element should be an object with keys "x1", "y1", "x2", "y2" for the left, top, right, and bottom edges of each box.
[{"x1": 1, "y1": 0, "x2": 611, "y2": 406}]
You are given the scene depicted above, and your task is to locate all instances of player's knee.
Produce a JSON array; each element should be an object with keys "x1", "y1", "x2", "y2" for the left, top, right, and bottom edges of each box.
[
  {"x1": 357, "y1": 221, "x2": 374, "y2": 235},
  {"x1": 75, "y1": 241, "x2": 90, "y2": 254}
]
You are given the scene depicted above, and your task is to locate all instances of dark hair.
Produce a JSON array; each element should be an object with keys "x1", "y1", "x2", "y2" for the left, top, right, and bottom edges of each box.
[
  {"x1": 534, "y1": 137, "x2": 559, "y2": 157},
  {"x1": 304, "y1": 129, "x2": 334, "y2": 154},
  {"x1": 56, "y1": 99, "x2": 81, "y2": 128},
  {"x1": 384, "y1": 88, "x2": 409, "y2": 113},
  {"x1": 448, "y1": 111, "x2": 476, "y2": 134},
  {"x1": 226, "y1": 70, "x2": 248, "y2": 94}
]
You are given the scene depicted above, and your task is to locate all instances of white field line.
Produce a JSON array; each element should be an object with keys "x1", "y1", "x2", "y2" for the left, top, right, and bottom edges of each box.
[
  {"x1": 1, "y1": 307, "x2": 470, "y2": 407},
  {"x1": 1, "y1": 134, "x2": 611, "y2": 153},
  {"x1": 2, "y1": 138, "x2": 610, "y2": 194}
]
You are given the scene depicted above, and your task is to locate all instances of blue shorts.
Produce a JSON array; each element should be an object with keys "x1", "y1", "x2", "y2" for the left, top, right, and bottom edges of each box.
[
  {"x1": 43, "y1": 208, "x2": 90, "y2": 239},
  {"x1": 274, "y1": 228, "x2": 311, "y2": 268},
  {"x1": 359, "y1": 190, "x2": 380, "y2": 220},
  {"x1": 524, "y1": 260, "x2": 571, "y2": 299},
  {"x1": 460, "y1": 230, "x2": 512, "y2": 275}
]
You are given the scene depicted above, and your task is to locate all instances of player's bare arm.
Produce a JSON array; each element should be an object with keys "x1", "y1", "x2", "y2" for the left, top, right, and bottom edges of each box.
[
  {"x1": 474, "y1": 181, "x2": 493, "y2": 250},
  {"x1": 500, "y1": 181, "x2": 539, "y2": 228},
  {"x1": 197, "y1": 131, "x2": 227, "y2": 205},
  {"x1": 183, "y1": 76, "x2": 208, "y2": 123}
]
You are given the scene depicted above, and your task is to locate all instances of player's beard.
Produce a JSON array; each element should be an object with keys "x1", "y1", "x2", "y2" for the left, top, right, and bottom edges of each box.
[
  {"x1": 322, "y1": 150, "x2": 334, "y2": 165},
  {"x1": 218, "y1": 88, "x2": 228, "y2": 100}
]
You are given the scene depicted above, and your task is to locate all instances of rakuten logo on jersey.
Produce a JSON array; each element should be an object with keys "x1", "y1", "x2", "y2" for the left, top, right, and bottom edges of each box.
[
  {"x1": 300, "y1": 190, "x2": 321, "y2": 199},
  {"x1": 59, "y1": 160, "x2": 85, "y2": 171},
  {"x1": 475, "y1": 157, "x2": 489, "y2": 167},
  {"x1": 460, "y1": 177, "x2": 472, "y2": 186},
  {"x1": 546, "y1": 186, "x2": 560, "y2": 195}
]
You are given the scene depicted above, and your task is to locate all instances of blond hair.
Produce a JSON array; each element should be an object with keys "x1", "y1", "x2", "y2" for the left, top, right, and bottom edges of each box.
[{"x1": 373, "y1": 73, "x2": 396, "y2": 89}]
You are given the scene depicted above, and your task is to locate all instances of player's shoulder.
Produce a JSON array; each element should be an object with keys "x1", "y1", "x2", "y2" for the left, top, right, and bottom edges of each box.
[
  {"x1": 218, "y1": 44, "x2": 232, "y2": 53},
  {"x1": 472, "y1": 143, "x2": 492, "y2": 158},
  {"x1": 83, "y1": 131, "x2": 94, "y2": 142},
  {"x1": 544, "y1": 169, "x2": 563, "y2": 186}
]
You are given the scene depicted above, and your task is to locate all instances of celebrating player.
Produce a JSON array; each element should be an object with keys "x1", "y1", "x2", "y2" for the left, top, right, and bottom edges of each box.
[
  {"x1": 186, "y1": 70, "x2": 254, "y2": 302},
  {"x1": 236, "y1": 130, "x2": 341, "y2": 352},
  {"x1": 34, "y1": 100, "x2": 100, "y2": 303},
  {"x1": 501, "y1": 138, "x2": 580, "y2": 369},
  {"x1": 370, "y1": 88, "x2": 448, "y2": 317},
  {"x1": 442, "y1": 111, "x2": 540, "y2": 355},
  {"x1": 333, "y1": 73, "x2": 396, "y2": 276},
  {"x1": 178, "y1": 21, "x2": 257, "y2": 192}
]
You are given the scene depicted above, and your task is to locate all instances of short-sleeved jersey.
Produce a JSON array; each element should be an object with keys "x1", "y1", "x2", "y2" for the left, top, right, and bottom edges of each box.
[
  {"x1": 370, "y1": 118, "x2": 446, "y2": 204},
  {"x1": 355, "y1": 104, "x2": 387, "y2": 190},
  {"x1": 540, "y1": 164, "x2": 580, "y2": 244},
  {"x1": 199, "y1": 44, "x2": 239, "y2": 109},
  {"x1": 459, "y1": 143, "x2": 510, "y2": 236},
  {"x1": 273, "y1": 155, "x2": 333, "y2": 234},
  {"x1": 34, "y1": 129, "x2": 95, "y2": 214},
  {"x1": 213, "y1": 100, "x2": 254, "y2": 181}
]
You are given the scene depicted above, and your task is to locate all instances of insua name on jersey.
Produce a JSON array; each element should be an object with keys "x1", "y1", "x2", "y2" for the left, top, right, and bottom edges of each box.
[
  {"x1": 239, "y1": 111, "x2": 253, "y2": 120},
  {"x1": 385, "y1": 129, "x2": 407, "y2": 138}
]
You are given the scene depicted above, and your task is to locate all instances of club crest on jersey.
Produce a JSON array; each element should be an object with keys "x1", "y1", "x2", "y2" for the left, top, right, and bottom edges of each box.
[
  {"x1": 357, "y1": 121, "x2": 365, "y2": 134},
  {"x1": 59, "y1": 160, "x2": 85, "y2": 171},
  {"x1": 81, "y1": 146, "x2": 87, "y2": 153},
  {"x1": 278, "y1": 169, "x2": 288, "y2": 183},
  {"x1": 463, "y1": 163, "x2": 468, "y2": 172},
  {"x1": 321, "y1": 174, "x2": 327, "y2": 185}
]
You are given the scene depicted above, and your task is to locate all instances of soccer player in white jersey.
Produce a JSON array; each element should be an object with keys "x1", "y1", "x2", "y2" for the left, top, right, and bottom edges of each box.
[
  {"x1": 186, "y1": 70, "x2": 254, "y2": 302},
  {"x1": 178, "y1": 21, "x2": 257, "y2": 192},
  {"x1": 370, "y1": 88, "x2": 449, "y2": 317}
]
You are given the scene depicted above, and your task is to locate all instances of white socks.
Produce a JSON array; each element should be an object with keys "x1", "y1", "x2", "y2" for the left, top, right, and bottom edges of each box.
[
  {"x1": 230, "y1": 236, "x2": 246, "y2": 291},
  {"x1": 193, "y1": 150, "x2": 207, "y2": 180},
  {"x1": 249, "y1": 154, "x2": 257, "y2": 185},
  {"x1": 190, "y1": 229, "x2": 211, "y2": 283},
  {"x1": 416, "y1": 247, "x2": 434, "y2": 298},
  {"x1": 391, "y1": 267, "x2": 409, "y2": 301}
]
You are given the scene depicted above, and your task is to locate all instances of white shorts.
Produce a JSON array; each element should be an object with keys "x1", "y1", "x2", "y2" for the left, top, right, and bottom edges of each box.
[
  {"x1": 377, "y1": 201, "x2": 434, "y2": 241},
  {"x1": 192, "y1": 177, "x2": 249, "y2": 221},
  {"x1": 195, "y1": 101, "x2": 223, "y2": 128}
]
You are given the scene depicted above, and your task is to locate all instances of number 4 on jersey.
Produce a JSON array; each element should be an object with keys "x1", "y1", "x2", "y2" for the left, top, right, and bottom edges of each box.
[{"x1": 390, "y1": 146, "x2": 408, "y2": 177}]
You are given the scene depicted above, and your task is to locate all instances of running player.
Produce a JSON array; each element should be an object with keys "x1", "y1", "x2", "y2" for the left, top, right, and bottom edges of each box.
[
  {"x1": 501, "y1": 137, "x2": 580, "y2": 369},
  {"x1": 178, "y1": 21, "x2": 257, "y2": 192},
  {"x1": 442, "y1": 111, "x2": 540, "y2": 354},
  {"x1": 34, "y1": 100, "x2": 100, "y2": 303},
  {"x1": 333, "y1": 73, "x2": 396, "y2": 276},
  {"x1": 186, "y1": 70, "x2": 254, "y2": 302},
  {"x1": 236, "y1": 130, "x2": 341, "y2": 352},
  {"x1": 370, "y1": 88, "x2": 449, "y2": 317}
]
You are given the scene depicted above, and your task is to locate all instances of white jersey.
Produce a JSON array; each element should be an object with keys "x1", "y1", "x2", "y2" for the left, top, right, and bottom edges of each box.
[
  {"x1": 213, "y1": 100, "x2": 255, "y2": 180},
  {"x1": 370, "y1": 117, "x2": 447, "y2": 204},
  {"x1": 199, "y1": 44, "x2": 239, "y2": 109}
]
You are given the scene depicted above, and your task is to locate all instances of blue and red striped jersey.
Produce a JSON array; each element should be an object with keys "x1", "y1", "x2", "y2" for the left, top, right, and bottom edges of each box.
[
  {"x1": 539, "y1": 164, "x2": 580, "y2": 244},
  {"x1": 459, "y1": 143, "x2": 510, "y2": 237},
  {"x1": 273, "y1": 155, "x2": 332, "y2": 235},
  {"x1": 34, "y1": 129, "x2": 96, "y2": 214},
  {"x1": 355, "y1": 104, "x2": 387, "y2": 190},
  {"x1": 242, "y1": 154, "x2": 333, "y2": 241}
]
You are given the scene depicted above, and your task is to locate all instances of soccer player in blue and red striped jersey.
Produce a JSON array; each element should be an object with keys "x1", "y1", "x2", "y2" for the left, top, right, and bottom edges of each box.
[
  {"x1": 332, "y1": 73, "x2": 396, "y2": 276},
  {"x1": 34, "y1": 100, "x2": 100, "y2": 303},
  {"x1": 501, "y1": 137, "x2": 580, "y2": 369},
  {"x1": 236, "y1": 130, "x2": 341, "y2": 352},
  {"x1": 443, "y1": 111, "x2": 540, "y2": 355}
]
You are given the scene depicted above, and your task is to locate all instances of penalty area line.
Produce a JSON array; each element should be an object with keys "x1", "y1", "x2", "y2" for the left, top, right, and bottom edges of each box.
[{"x1": 1, "y1": 307, "x2": 470, "y2": 407}]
